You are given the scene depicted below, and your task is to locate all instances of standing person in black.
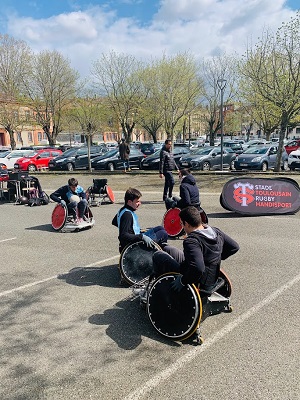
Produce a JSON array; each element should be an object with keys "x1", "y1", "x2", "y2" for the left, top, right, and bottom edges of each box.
[
  {"x1": 165, "y1": 168, "x2": 201, "y2": 210},
  {"x1": 159, "y1": 139, "x2": 178, "y2": 201},
  {"x1": 119, "y1": 138, "x2": 131, "y2": 172}
]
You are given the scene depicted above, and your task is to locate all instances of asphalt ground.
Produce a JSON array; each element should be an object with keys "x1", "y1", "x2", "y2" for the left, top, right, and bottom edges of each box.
[{"x1": 0, "y1": 171, "x2": 300, "y2": 400}]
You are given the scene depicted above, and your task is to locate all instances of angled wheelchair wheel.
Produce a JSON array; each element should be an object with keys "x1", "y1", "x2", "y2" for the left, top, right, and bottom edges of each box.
[
  {"x1": 216, "y1": 268, "x2": 232, "y2": 298},
  {"x1": 163, "y1": 208, "x2": 183, "y2": 237},
  {"x1": 147, "y1": 273, "x2": 202, "y2": 341},
  {"x1": 200, "y1": 207, "x2": 208, "y2": 224},
  {"x1": 105, "y1": 185, "x2": 115, "y2": 203},
  {"x1": 119, "y1": 241, "x2": 161, "y2": 285},
  {"x1": 51, "y1": 204, "x2": 67, "y2": 231}
]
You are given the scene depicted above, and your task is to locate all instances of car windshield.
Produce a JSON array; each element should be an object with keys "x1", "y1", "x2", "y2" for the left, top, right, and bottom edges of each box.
[
  {"x1": 192, "y1": 147, "x2": 214, "y2": 155},
  {"x1": 26, "y1": 151, "x2": 38, "y2": 158},
  {"x1": 0, "y1": 151, "x2": 10, "y2": 157},
  {"x1": 243, "y1": 147, "x2": 269, "y2": 155},
  {"x1": 102, "y1": 149, "x2": 118, "y2": 158},
  {"x1": 62, "y1": 148, "x2": 80, "y2": 156}
]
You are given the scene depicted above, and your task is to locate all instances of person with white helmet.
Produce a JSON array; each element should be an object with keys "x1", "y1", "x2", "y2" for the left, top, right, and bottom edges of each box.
[{"x1": 50, "y1": 177, "x2": 88, "y2": 224}]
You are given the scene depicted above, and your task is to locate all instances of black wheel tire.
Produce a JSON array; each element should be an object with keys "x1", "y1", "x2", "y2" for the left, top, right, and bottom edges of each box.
[
  {"x1": 281, "y1": 160, "x2": 289, "y2": 171},
  {"x1": 67, "y1": 163, "x2": 74, "y2": 171},
  {"x1": 230, "y1": 160, "x2": 235, "y2": 170},
  {"x1": 202, "y1": 162, "x2": 210, "y2": 171},
  {"x1": 261, "y1": 162, "x2": 268, "y2": 172},
  {"x1": 28, "y1": 164, "x2": 37, "y2": 172}
]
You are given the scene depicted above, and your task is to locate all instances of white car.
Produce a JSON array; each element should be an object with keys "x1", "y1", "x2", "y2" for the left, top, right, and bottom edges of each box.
[
  {"x1": 0, "y1": 150, "x2": 33, "y2": 170},
  {"x1": 288, "y1": 149, "x2": 300, "y2": 170}
]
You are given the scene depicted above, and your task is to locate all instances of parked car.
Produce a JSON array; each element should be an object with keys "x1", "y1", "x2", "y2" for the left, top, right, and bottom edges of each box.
[
  {"x1": 0, "y1": 150, "x2": 34, "y2": 170},
  {"x1": 220, "y1": 141, "x2": 244, "y2": 154},
  {"x1": 234, "y1": 145, "x2": 289, "y2": 171},
  {"x1": 242, "y1": 139, "x2": 267, "y2": 150},
  {"x1": 284, "y1": 139, "x2": 300, "y2": 155},
  {"x1": 48, "y1": 146, "x2": 106, "y2": 171},
  {"x1": 141, "y1": 146, "x2": 190, "y2": 170},
  {"x1": 91, "y1": 147, "x2": 145, "y2": 170},
  {"x1": 14, "y1": 149, "x2": 63, "y2": 172},
  {"x1": 178, "y1": 146, "x2": 236, "y2": 171},
  {"x1": 288, "y1": 149, "x2": 300, "y2": 170},
  {"x1": 139, "y1": 143, "x2": 156, "y2": 155}
]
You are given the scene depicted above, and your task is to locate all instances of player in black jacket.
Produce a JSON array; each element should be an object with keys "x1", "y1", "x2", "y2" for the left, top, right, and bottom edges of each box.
[
  {"x1": 152, "y1": 206, "x2": 239, "y2": 291},
  {"x1": 165, "y1": 168, "x2": 201, "y2": 210}
]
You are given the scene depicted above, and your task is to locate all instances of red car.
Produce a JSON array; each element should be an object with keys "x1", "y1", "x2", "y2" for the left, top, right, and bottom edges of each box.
[
  {"x1": 285, "y1": 139, "x2": 300, "y2": 154},
  {"x1": 14, "y1": 149, "x2": 63, "y2": 172}
]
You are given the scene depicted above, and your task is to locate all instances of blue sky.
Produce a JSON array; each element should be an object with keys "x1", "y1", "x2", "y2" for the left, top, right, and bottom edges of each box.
[{"x1": 0, "y1": 0, "x2": 299, "y2": 78}]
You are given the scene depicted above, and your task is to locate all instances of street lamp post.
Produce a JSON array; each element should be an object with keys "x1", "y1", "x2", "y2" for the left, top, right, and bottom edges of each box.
[{"x1": 217, "y1": 78, "x2": 227, "y2": 171}]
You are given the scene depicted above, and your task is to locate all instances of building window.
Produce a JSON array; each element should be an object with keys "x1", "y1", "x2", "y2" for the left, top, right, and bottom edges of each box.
[
  {"x1": 17, "y1": 132, "x2": 22, "y2": 142},
  {"x1": 37, "y1": 132, "x2": 42, "y2": 142},
  {"x1": 25, "y1": 110, "x2": 30, "y2": 121},
  {"x1": 28, "y1": 132, "x2": 32, "y2": 142},
  {"x1": 296, "y1": 127, "x2": 300, "y2": 134},
  {"x1": 43, "y1": 132, "x2": 47, "y2": 140}
]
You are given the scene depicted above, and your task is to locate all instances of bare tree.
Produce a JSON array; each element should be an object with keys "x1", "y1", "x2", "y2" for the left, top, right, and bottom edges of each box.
[
  {"x1": 240, "y1": 12, "x2": 300, "y2": 171},
  {"x1": 22, "y1": 50, "x2": 80, "y2": 146},
  {"x1": 67, "y1": 92, "x2": 106, "y2": 171},
  {"x1": 199, "y1": 54, "x2": 238, "y2": 145},
  {"x1": 0, "y1": 35, "x2": 32, "y2": 149},
  {"x1": 148, "y1": 52, "x2": 202, "y2": 143},
  {"x1": 92, "y1": 51, "x2": 146, "y2": 143}
]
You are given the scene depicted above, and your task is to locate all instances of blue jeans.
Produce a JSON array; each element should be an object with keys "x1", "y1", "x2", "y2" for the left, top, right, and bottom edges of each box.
[{"x1": 68, "y1": 199, "x2": 88, "y2": 218}]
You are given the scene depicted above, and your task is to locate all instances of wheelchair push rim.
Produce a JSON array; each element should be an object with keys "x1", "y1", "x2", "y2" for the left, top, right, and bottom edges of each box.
[
  {"x1": 51, "y1": 204, "x2": 67, "y2": 230},
  {"x1": 147, "y1": 273, "x2": 202, "y2": 341},
  {"x1": 119, "y1": 240, "x2": 161, "y2": 286},
  {"x1": 163, "y1": 208, "x2": 184, "y2": 237}
]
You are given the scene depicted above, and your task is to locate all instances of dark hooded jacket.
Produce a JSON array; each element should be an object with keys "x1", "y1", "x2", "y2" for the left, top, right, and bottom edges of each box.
[
  {"x1": 159, "y1": 145, "x2": 177, "y2": 174},
  {"x1": 180, "y1": 226, "x2": 239, "y2": 287},
  {"x1": 177, "y1": 174, "x2": 200, "y2": 209}
]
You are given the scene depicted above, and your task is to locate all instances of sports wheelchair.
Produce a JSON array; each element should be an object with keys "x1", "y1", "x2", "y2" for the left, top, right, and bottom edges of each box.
[
  {"x1": 51, "y1": 203, "x2": 95, "y2": 233},
  {"x1": 163, "y1": 207, "x2": 208, "y2": 237},
  {"x1": 86, "y1": 179, "x2": 115, "y2": 206},
  {"x1": 132, "y1": 269, "x2": 232, "y2": 345}
]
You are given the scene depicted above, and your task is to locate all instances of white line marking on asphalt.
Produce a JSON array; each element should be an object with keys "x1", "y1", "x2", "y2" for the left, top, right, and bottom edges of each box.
[
  {"x1": 124, "y1": 272, "x2": 300, "y2": 400},
  {"x1": 0, "y1": 255, "x2": 119, "y2": 298},
  {"x1": 0, "y1": 237, "x2": 17, "y2": 243}
]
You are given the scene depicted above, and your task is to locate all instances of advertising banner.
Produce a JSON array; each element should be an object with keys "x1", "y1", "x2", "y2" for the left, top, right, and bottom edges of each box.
[{"x1": 220, "y1": 177, "x2": 300, "y2": 215}]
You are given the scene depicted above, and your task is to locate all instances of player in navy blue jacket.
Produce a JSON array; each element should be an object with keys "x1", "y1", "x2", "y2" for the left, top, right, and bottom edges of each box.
[{"x1": 50, "y1": 177, "x2": 87, "y2": 223}]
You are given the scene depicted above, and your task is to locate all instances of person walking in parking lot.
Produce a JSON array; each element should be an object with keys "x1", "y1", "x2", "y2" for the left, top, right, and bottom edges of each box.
[
  {"x1": 159, "y1": 139, "x2": 178, "y2": 201},
  {"x1": 119, "y1": 138, "x2": 131, "y2": 172}
]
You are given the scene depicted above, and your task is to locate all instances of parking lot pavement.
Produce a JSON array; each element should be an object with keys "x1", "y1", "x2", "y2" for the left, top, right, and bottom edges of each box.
[{"x1": 0, "y1": 175, "x2": 300, "y2": 399}]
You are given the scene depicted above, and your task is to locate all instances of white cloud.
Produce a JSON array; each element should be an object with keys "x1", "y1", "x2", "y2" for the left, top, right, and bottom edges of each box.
[{"x1": 5, "y1": 0, "x2": 297, "y2": 78}]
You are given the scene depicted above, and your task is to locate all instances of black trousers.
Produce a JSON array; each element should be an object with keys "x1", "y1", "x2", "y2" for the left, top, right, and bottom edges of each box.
[{"x1": 163, "y1": 171, "x2": 175, "y2": 200}]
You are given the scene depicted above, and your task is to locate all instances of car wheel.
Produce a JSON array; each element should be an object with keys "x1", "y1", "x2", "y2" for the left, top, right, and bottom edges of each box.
[
  {"x1": 67, "y1": 163, "x2": 74, "y2": 171},
  {"x1": 281, "y1": 160, "x2": 289, "y2": 171},
  {"x1": 230, "y1": 159, "x2": 235, "y2": 170},
  {"x1": 28, "y1": 164, "x2": 37, "y2": 172},
  {"x1": 290, "y1": 166, "x2": 295, "y2": 171},
  {"x1": 202, "y1": 161, "x2": 210, "y2": 171},
  {"x1": 107, "y1": 163, "x2": 115, "y2": 171},
  {"x1": 261, "y1": 162, "x2": 268, "y2": 172}
]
